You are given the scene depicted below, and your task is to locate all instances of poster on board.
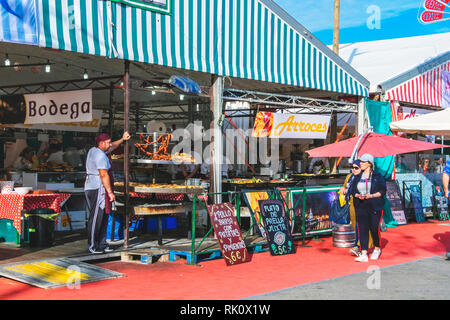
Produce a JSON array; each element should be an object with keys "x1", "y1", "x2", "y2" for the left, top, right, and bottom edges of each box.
[{"x1": 385, "y1": 181, "x2": 407, "y2": 225}]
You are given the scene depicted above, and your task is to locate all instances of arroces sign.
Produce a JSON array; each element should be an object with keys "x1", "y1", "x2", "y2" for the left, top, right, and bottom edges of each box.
[
  {"x1": 252, "y1": 112, "x2": 330, "y2": 139},
  {"x1": 109, "y1": 0, "x2": 172, "y2": 14},
  {"x1": 24, "y1": 90, "x2": 93, "y2": 124}
]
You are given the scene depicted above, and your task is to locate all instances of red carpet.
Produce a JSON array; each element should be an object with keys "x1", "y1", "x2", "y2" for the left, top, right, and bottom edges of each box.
[{"x1": 1, "y1": 220, "x2": 449, "y2": 300}]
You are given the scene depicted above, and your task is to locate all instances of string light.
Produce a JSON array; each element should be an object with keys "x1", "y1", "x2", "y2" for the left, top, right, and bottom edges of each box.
[
  {"x1": 152, "y1": 90, "x2": 156, "y2": 95},
  {"x1": 45, "y1": 60, "x2": 51, "y2": 73},
  {"x1": 83, "y1": 69, "x2": 89, "y2": 79},
  {"x1": 4, "y1": 54, "x2": 10, "y2": 66},
  {"x1": 180, "y1": 94, "x2": 184, "y2": 101}
]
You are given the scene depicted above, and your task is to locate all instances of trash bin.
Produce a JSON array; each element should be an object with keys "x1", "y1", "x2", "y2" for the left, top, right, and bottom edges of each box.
[{"x1": 26, "y1": 208, "x2": 58, "y2": 247}]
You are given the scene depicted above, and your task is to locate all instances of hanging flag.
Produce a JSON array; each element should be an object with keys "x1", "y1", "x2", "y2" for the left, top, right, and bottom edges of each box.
[
  {"x1": 443, "y1": 71, "x2": 450, "y2": 108},
  {"x1": 0, "y1": 0, "x2": 37, "y2": 45},
  {"x1": 108, "y1": 0, "x2": 172, "y2": 14}
]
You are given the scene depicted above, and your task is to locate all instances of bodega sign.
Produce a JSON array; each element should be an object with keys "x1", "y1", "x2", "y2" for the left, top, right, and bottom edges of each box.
[{"x1": 24, "y1": 90, "x2": 92, "y2": 124}]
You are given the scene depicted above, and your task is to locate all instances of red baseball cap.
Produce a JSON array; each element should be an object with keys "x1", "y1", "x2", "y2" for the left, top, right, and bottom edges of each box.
[{"x1": 95, "y1": 133, "x2": 111, "y2": 147}]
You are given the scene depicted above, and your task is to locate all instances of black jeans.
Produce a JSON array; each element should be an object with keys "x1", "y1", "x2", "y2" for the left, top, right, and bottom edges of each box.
[
  {"x1": 354, "y1": 199, "x2": 383, "y2": 252},
  {"x1": 85, "y1": 189, "x2": 109, "y2": 252}
]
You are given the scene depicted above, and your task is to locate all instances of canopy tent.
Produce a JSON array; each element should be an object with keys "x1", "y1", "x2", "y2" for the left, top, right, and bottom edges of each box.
[
  {"x1": 36, "y1": 0, "x2": 369, "y2": 98},
  {"x1": 1, "y1": 0, "x2": 371, "y2": 247},
  {"x1": 337, "y1": 32, "x2": 450, "y2": 94},
  {"x1": 382, "y1": 51, "x2": 450, "y2": 108},
  {"x1": 390, "y1": 107, "x2": 450, "y2": 136}
]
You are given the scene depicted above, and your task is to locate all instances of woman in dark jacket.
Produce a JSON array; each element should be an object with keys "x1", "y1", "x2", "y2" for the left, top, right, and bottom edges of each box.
[{"x1": 349, "y1": 153, "x2": 386, "y2": 262}]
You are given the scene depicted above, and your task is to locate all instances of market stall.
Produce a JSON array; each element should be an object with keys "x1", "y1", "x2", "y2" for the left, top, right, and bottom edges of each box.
[
  {"x1": 1, "y1": 0, "x2": 370, "y2": 260},
  {"x1": 339, "y1": 34, "x2": 450, "y2": 223}
]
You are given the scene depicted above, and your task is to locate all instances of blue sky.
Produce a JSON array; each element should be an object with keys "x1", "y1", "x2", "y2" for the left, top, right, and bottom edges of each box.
[{"x1": 274, "y1": 0, "x2": 450, "y2": 44}]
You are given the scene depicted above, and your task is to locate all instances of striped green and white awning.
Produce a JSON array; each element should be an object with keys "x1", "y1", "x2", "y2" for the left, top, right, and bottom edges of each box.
[{"x1": 36, "y1": 0, "x2": 369, "y2": 97}]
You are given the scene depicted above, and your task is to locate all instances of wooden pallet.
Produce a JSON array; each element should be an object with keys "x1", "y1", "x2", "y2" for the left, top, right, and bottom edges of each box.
[
  {"x1": 169, "y1": 249, "x2": 223, "y2": 264},
  {"x1": 120, "y1": 249, "x2": 170, "y2": 264}
]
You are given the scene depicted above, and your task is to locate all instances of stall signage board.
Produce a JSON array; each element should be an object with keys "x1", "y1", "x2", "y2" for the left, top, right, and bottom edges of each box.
[
  {"x1": 24, "y1": 89, "x2": 92, "y2": 124},
  {"x1": 252, "y1": 112, "x2": 330, "y2": 139},
  {"x1": 259, "y1": 199, "x2": 295, "y2": 256},
  {"x1": 0, "y1": 110, "x2": 102, "y2": 132},
  {"x1": 386, "y1": 181, "x2": 407, "y2": 225},
  {"x1": 206, "y1": 203, "x2": 251, "y2": 266},
  {"x1": 410, "y1": 185, "x2": 426, "y2": 223}
]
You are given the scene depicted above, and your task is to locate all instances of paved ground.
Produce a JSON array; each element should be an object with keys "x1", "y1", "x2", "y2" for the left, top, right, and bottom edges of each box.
[{"x1": 246, "y1": 254, "x2": 450, "y2": 300}]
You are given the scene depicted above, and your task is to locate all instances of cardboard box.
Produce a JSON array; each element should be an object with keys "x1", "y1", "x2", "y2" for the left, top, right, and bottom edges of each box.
[{"x1": 56, "y1": 211, "x2": 86, "y2": 231}]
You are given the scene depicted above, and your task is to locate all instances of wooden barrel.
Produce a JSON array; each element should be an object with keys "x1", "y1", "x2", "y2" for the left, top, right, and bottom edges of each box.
[{"x1": 332, "y1": 224, "x2": 356, "y2": 248}]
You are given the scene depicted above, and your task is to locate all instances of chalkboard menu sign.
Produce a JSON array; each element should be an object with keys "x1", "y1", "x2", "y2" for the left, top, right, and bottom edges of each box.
[
  {"x1": 259, "y1": 199, "x2": 296, "y2": 256},
  {"x1": 386, "y1": 181, "x2": 407, "y2": 225},
  {"x1": 410, "y1": 185, "x2": 426, "y2": 223},
  {"x1": 206, "y1": 203, "x2": 251, "y2": 266}
]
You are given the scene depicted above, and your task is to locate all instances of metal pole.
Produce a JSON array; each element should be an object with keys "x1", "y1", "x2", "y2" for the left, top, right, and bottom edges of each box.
[
  {"x1": 108, "y1": 82, "x2": 115, "y2": 138},
  {"x1": 209, "y1": 75, "x2": 224, "y2": 204},
  {"x1": 123, "y1": 60, "x2": 130, "y2": 248}
]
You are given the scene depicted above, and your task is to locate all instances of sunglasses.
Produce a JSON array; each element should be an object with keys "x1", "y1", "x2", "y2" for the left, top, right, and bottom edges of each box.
[{"x1": 352, "y1": 166, "x2": 360, "y2": 170}]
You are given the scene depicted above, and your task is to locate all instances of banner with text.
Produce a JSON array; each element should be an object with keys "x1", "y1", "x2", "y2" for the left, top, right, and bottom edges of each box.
[
  {"x1": 24, "y1": 90, "x2": 93, "y2": 124},
  {"x1": 0, "y1": 109, "x2": 102, "y2": 132},
  {"x1": 252, "y1": 112, "x2": 330, "y2": 139}
]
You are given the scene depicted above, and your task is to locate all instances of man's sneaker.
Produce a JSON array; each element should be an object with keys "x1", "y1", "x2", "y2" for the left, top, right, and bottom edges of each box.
[
  {"x1": 103, "y1": 247, "x2": 114, "y2": 253},
  {"x1": 89, "y1": 248, "x2": 103, "y2": 254},
  {"x1": 355, "y1": 254, "x2": 368, "y2": 262},
  {"x1": 370, "y1": 249, "x2": 381, "y2": 260},
  {"x1": 349, "y1": 247, "x2": 361, "y2": 257}
]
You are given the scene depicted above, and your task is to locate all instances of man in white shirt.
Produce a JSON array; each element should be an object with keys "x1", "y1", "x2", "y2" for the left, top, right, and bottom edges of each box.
[
  {"x1": 47, "y1": 144, "x2": 65, "y2": 165},
  {"x1": 84, "y1": 132, "x2": 130, "y2": 254}
]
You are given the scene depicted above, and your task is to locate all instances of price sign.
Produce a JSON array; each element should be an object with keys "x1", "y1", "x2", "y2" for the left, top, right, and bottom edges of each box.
[
  {"x1": 259, "y1": 199, "x2": 296, "y2": 256},
  {"x1": 386, "y1": 181, "x2": 407, "y2": 225},
  {"x1": 206, "y1": 203, "x2": 251, "y2": 266}
]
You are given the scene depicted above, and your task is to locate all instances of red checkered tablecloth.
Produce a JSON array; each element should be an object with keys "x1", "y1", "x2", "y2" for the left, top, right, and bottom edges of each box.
[{"x1": 0, "y1": 193, "x2": 71, "y2": 235}]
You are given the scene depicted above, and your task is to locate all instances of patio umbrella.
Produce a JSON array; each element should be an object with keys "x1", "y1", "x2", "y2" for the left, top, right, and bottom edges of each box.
[{"x1": 305, "y1": 130, "x2": 449, "y2": 159}]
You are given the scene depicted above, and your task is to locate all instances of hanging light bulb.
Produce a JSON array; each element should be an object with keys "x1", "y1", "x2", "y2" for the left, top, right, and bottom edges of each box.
[
  {"x1": 4, "y1": 54, "x2": 10, "y2": 66},
  {"x1": 151, "y1": 90, "x2": 156, "y2": 95},
  {"x1": 180, "y1": 94, "x2": 185, "y2": 101},
  {"x1": 83, "y1": 69, "x2": 89, "y2": 79},
  {"x1": 45, "y1": 60, "x2": 51, "y2": 73}
]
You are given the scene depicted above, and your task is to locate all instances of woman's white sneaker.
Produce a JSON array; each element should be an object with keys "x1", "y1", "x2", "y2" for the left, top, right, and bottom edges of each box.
[
  {"x1": 355, "y1": 254, "x2": 368, "y2": 262},
  {"x1": 370, "y1": 249, "x2": 381, "y2": 260}
]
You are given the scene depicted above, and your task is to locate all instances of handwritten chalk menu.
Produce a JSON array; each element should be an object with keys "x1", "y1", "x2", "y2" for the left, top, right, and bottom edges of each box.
[
  {"x1": 259, "y1": 199, "x2": 296, "y2": 256},
  {"x1": 386, "y1": 181, "x2": 407, "y2": 225},
  {"x1": 410, "y1": 185, "x2": 426, "y2": 223},
  {"x1": 206, "y1": 203, "x2": 251, "y2": 266}
]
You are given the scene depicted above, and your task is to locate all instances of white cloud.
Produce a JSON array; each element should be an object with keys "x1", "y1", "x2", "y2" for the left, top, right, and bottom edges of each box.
[{"x1": 275, "y1": 0, "x2": 420, "y2": 32}]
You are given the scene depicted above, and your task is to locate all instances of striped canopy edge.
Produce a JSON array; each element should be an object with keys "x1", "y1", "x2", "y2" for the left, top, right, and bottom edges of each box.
[
  {"x1": 108, "y1": 0, "x2": 172, "y2": 14},
  {"x1": 35, "y1": 0, "x2": 369, "y2": 97},
  {"x1": 384, "y1": 52, "x2": 450, "y2": 107}
]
